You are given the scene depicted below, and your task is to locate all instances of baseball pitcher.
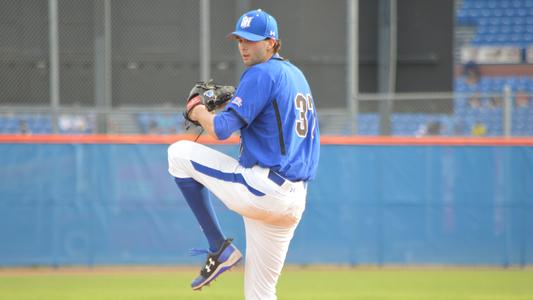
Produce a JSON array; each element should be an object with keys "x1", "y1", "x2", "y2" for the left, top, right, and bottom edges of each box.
[{"x1": 167, "y1": 9, "x2": 320, "y2": 300}]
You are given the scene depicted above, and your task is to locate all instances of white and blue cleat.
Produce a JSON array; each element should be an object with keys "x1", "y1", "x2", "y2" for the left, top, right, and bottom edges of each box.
[{"x1": 191, "y1": 238, "x2": 242, "y2": 290}]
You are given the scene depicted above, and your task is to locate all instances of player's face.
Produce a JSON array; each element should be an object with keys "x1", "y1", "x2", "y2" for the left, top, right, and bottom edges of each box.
[{"x1": 236, "y1": 37, "x2": 274, "y2": 66}]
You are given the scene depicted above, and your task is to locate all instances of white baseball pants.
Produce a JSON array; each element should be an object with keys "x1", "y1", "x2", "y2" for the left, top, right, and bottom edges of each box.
[{"x1": 167, "y1": 140, "x2": 307, "y2": 300}]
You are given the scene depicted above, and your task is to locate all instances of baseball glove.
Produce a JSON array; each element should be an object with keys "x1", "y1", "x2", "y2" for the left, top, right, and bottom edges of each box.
[{"x1": 184, "y1": 79, "x2": 235, "y2": 127}]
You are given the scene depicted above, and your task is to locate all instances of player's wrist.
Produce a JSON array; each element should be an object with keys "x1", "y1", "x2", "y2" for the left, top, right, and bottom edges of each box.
[{"x1": 189, "y1": 104, "x2": 208, "y2": 121}]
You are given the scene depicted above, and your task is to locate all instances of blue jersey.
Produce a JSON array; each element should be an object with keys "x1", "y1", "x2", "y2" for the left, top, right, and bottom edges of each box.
[{"x1": 221, "y1": 54, "x2": 320, "y2": 181}]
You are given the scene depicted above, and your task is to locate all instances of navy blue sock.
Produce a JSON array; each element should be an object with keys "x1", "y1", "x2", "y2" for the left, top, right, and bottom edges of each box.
[{"x1": 174, "y1": 177, "x2": 226, "y2": 252}]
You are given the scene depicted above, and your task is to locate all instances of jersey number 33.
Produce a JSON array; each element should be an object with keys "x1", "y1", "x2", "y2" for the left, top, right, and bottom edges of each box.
[{"x1": 294, "y1": 93, "x2": 317, "y2": 138}]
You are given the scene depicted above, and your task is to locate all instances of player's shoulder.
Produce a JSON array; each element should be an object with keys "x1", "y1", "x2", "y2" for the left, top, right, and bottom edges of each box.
[{"x1": 242, "y1": 61, "x2": 277, "y2": 82}]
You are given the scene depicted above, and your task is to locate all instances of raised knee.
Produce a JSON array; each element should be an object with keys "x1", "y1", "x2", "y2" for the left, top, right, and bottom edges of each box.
[{"x1": 168, "y1": 140, "x2": 194, "y2": 160}]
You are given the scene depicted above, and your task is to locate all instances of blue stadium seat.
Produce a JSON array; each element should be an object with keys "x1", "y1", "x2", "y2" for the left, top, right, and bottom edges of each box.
[
  {"x1": 499, "y1": 0, "x2": 512, "y2": 9},
  {"x1": 451, "y1": 116, "x2": 468, "y2": 135},
  {"x1": 467, "y1": 8, "x2": 482, "y2": 20},
  {"x1": 479, "y1": 82, "x2": 492, "y2": 92},
  {"x1": 520, "y1": 7, "x2": 529, "y2": 17},
  {"x1": 391, "y1": 113, "x2": 441, "y2": 136},
  {"x1": 0, "y1": 117, "x2": 7, "y2": 133},
  {"x1": 489, "y1": 81, "x2": 504, "y2": 92},
  {"x1": 493, "y1": 76, "x2": 507, "y2": 88},
  {"x1": 482, "y1": 33, "x2": 499, "y2": 44},
  {"x1": 476, "y1": 17, "x2": 491, "y2": 26},
  {"x1": 504, "y1": 76, "x2": 519, "y2": 87},
  {"x1": 137, "y1": 113, "x2": 151, "y2": 133},
  {"x1": 510, "y1": 106, "x2": 533, "y2": 135},
  {"x1": 503, "y1": 8, "x2": 517, "y2": 17},
  {"x1": 31, "y1": 117, "x2": 53, "y2": 134},
  {"x1": 455, "y1": 105, "x2": 468, "y2": 118},
  {"x1": 500, "y1": 17, "x2": 513, "y2": 26},
  {"x1": 480, "y1": 8, "x2": 491, "y2": 18},
  {"x1": 0, "y1": 115, "x2": 54, "y2": 134},
  {"x1": 512, "y1": 0, "x2": 526, "y2": 8},
  {"x1": 471, "y1": 34, "x2": 484, "y2": 45},
  {"x1": 476, "y1": 26, "x2": 488, "y2": 35},
  {"x1": 455, "y1": 83, "x2": 470, "y2": 93},
  {"x1": 137, "y1": 113, "x2": 186, "y2": 134},
  {"x1": 527, "y1": 78, "x2": 533, "y2": 91},
  {"x1": 457, "y1": 13, "x2": 470, "y2": 25},
  {"x1": 507, "y1": 33, "x2": 522, "y2": 44},
  {"x1": 501, "y1": 24, "x2": 513, "y2": 34},
  {"x1": 524, "y1": 33, "x2": 533, "y2": 43},
  {"x1": 2, "y1": 117, "x2": 19, "y2": 133},
  {"x1": 357, "y1": 114, "x2": 379, "y2": 136}
]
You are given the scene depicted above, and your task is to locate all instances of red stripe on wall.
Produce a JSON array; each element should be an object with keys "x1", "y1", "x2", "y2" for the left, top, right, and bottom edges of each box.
[
  {"x1": 0, "y1": 134, "x2": 532, "y2": 146},
  {"x1": 319, "y1": 136, "x2": 533, "y2": 146},
  {"x1": 0, "y1": 134, "x2": 239, "y2": 144}
]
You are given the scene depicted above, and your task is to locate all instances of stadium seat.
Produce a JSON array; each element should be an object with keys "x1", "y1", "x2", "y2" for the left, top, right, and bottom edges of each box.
[
  {"x1": 137, "y1": 113, "x2": 186, "y2": 134},
  {"x1": 453, "y1": 74, "x2": 533, "y2": 136},
  {"x1": 357, "y1": 113, "x2": 379, "y2": 136},
  {"x1": 460, "y1": 0, "x2": 533, "y2": 46},
  {"x1": 0, "y1": 117, "x2": 18, "y2": 133}
]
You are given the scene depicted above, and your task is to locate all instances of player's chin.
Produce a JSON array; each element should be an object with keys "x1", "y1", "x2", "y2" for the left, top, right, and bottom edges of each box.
[
  {"x1": 241, "y1": 57, "x2": 250, "y2": 66},
  {"x1": 241, "y1": 55, "x2": 254, "y2": 66},
  {"x1": 243, "y1": 58, "x2": 261, "y2": 67}
]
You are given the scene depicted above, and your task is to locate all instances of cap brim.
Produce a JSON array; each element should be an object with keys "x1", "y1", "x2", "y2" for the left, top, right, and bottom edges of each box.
[{"x1": 227, "y1": 31, "x2": 266, "y2": 42}]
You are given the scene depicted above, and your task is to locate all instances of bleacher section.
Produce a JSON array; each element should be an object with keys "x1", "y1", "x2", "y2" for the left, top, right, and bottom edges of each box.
[
  {"x1": 356, "y1": 73, "x2": 532, "y2": 136},
  {"x1": 457, "y1": 0, "x2": 533, "y2": 64},
  {"x1": 0, "y1": 114, "x2": 96, "y2": 134},
  {"x1": 453, "y1": 0, "x2": 533, "y2": 136},
  {"x1": 457, "y1": 0, "x2": 533, "y2": 39},
  {"x1": 1, "y1": 0, "x2": 531, "y2": 137},
  {"x1": 2, "y1": 81, "x2": 530, "y2": 136},
  {"x1": 454, "y1": 76, "x2": 533, "y2": 135},
  {"x1": 0, "y1": 115, "x2": 52, "y2": 134},
  {"x1": 101, "y1": 0, "x2": 533, "y2": 137},
  {"x1": 137, "y1": 113, "x2": 186, "y2": 134}
]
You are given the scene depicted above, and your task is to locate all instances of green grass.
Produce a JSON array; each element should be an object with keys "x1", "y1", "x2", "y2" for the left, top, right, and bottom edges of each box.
[{"x1": 1, "y1": 267, "x2": 533, "y2": 300}]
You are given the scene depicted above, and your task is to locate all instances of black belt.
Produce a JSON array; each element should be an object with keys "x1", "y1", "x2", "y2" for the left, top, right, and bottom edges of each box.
[{"x1": 268, "y1": 170, "x2": 286, "y2": 186}]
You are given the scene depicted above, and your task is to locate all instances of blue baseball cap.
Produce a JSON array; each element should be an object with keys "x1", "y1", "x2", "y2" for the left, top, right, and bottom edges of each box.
[{"x1": 228, "y1": 9, "x2": 278, "y2": 42}]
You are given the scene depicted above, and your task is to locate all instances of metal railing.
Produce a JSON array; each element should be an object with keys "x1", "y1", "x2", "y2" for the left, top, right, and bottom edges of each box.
[{"x1": 2, "y1": 89, "x2": 531, "y2": 136}]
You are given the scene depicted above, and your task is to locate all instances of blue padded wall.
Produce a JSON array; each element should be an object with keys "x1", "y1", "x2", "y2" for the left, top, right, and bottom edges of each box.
[{"x1": 0, "y1": 142, "x2": 532, "y2": 266}]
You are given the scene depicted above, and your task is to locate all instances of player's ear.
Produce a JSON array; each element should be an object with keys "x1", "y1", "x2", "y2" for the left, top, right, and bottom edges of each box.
[
  {"x1": 273, "y1": 39, "x2": 281, "y2": 53},
  {"x1": 266, "y1": 38, "x2": 276, "y2": 51}
]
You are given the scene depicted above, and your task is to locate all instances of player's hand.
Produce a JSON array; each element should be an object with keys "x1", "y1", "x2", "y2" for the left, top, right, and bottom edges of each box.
[
  {"x1": 183, "y1": 79, "x2": 235, "y2": 128},
  {"x1": 188, "y1": 103, "x2": 208, "y2": 123}
]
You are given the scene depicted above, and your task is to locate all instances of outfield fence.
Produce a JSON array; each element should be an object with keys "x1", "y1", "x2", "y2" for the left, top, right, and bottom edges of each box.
[{"x1": 1, "y1": 137, "x2": 531, "y2": 267}]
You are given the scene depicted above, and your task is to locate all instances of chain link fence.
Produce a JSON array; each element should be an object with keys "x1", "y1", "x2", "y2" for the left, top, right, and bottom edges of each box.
[{"x1": 0, "y1": 0, "x2": 532, "y2": 136}]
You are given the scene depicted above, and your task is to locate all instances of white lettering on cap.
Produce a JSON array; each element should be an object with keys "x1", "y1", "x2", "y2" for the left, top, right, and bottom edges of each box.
[{"x1": 240, "y1": 16, "x2": 253, "y2": 28}]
